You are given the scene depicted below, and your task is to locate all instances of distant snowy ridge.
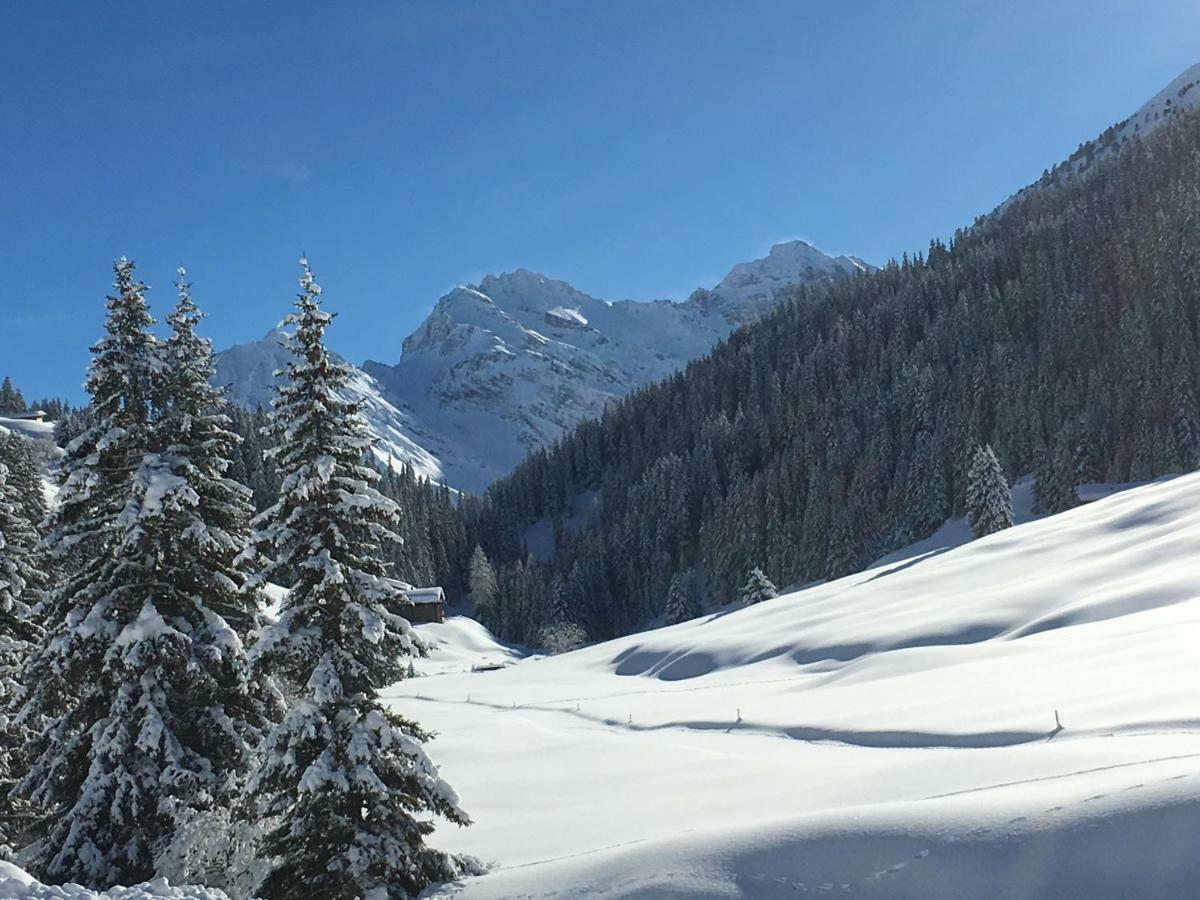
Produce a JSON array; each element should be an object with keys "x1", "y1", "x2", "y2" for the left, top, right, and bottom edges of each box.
[
  {"x1": 1009, "y1": 61, "x2": 1200, "y2": 205},
  {"x1": 218, "y1": 240, "x2": 869, "y2": 491}
]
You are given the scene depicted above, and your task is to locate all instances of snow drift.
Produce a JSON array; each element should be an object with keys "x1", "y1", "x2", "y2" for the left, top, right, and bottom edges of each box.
[
  {"x1": 381, "y1": 473, "x2": 1200, "y2": 898},
  {"x1": 0, "y1": 862, "x2": 229, "y2": 899}
]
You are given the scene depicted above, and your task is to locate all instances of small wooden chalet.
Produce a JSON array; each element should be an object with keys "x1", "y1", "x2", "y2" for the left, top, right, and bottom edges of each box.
[{"x1": 394, "y1": 584, "x2": 447, "y2": 625}]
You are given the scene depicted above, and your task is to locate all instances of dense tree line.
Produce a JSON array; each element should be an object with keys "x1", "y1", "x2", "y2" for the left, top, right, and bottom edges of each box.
[
  {"x1": 466, "y1": 105, "x2": 1200, "y2": 643},
  {"x1": 0, "y1": 375, "x2": 72, "y2": 421},
  {"x1": 0, "y1": 260, "x2": 467, "y2": 898}
]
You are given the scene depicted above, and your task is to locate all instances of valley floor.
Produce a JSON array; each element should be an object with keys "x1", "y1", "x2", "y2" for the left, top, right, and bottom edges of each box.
[{"x1": 389, "y1": 474, "x2": 1200, "y2": 898}]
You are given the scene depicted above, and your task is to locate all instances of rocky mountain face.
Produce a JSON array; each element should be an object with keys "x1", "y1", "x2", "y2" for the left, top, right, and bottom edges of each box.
[{"x1": 216, "y1": 240, "x2": 866, "y2": 492}]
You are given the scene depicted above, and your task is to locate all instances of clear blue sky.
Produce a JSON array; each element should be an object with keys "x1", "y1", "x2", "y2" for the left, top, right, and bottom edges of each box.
[{"x1": 2, "y1": 1, "x2": 1198, "y2": 402}]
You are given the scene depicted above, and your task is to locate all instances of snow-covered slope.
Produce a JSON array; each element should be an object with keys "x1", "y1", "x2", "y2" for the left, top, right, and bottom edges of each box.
[
  {"x1": 363, "y1": 241, "x2": 866, "y2": 490},
  {"x1": 215, "y1": 241, "x2": 866, "y2": 492},
  {"x1": 212, "y1": 330, "x2": 449, "y2": 482},
  {"x1": 1114, "y1": 61, "x2": 1200, "y2": 143},
  {"x1": 411, "y1": 615, "x2": 528, "y2": 676},
  {"x1": 383, "y1": 473, "x2": 1200, "y2": 898},
  {"x1": 1011, "y1": 62, "x2": 1200, "y2": 204}
]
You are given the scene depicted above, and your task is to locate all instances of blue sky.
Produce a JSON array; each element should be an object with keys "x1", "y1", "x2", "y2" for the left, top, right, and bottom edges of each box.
[{"x1": 2, "y1": 1, "x2": 1198, "y2": 402}]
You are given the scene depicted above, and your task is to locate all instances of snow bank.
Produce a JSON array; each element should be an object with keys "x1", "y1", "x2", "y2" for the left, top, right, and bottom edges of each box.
[
  {"x1": 411, "y1": 615, "x2": 527, "y2": 676},
  {"x1": 384, "y1": 473, "x2": 1200, "y2": 898},
  {"x1": 0, "y1": 416, "x2": 55, "y2": 441},
  {"x1": 0, "y1": 862, "x2": 230, "y2": 899}
]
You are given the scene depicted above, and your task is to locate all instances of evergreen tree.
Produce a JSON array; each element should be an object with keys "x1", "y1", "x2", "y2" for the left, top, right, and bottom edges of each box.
[
  {"x1": 965, "y1": 444, "x2": 1014, "y2": 539},
  {"x1": 246, "y1": 259, "x2": 468, "y2": 900},
  {"x1": 15, "y1": 258, "x2": 160, "y2": 886},
  {"x1": 155, "y1": 269, "x2": 265, "y2": 640},
  {"x1": 467, "y1": 544, "x2": 498, "y2": 626},
  {"x1": 0, "y1": 462, "x2": 43, "y2": 855},
  {"x1": 15, "y1": 260, "x2": 264, "y2": 890},
  {"x1": 0, "y1": 378, "x2": 24, "y2": 414},
  {"x1": 662, "y1": 570, "x2": 701, "y2": 625},
  {"x1": 0, "y1": 433, "x2": 47, "y2": 528},
  {"x1": 738, "y1": 566, "x2": 778, "y2": 607}
]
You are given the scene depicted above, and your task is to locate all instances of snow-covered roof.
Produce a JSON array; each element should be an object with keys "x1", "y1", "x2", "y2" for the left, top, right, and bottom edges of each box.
[{"x1": 401, "y1": 586, "x2": 445, "y2": 605}]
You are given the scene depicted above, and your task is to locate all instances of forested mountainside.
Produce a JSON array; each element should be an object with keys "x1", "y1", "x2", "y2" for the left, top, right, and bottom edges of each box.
[{"x1": 465, "y1": 104, "x2": 1200, "y2": 644}]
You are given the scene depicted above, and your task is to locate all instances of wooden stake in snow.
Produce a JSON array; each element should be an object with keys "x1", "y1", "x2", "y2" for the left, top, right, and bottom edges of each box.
[{"x1": 1048, "y1": 709, "x2": 1064, "y2": 739}]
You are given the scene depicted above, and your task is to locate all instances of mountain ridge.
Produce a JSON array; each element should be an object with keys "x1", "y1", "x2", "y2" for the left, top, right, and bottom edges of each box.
[{"x1": 219, "y1": 239, "x2": 869, "y2": 491}]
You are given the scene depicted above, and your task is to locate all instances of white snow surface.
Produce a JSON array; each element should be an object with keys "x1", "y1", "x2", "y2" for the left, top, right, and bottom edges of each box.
[
  {"x1": 410, "y1": 615, "x2": 528, "y2": 676},
  {"x1": 380, "y1": 473, "x2": 1200, "y2": 898},
  {"x1": 0, "y1": 862, "x2": 229, "y2": 899}
]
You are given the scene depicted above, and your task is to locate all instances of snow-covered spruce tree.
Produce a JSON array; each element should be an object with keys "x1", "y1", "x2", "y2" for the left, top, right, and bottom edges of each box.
[
  {"x1": 0, "y1": 433, "x2": 47, "y2": 530},
  {"x1": 467, "y1": 544, "x2": 497, "y2": 625},
  {"x1": 144, "y1": 270, "x2": 278, "y2": 888},
  {"x1": 16, "y1": 260, "x2": 266, "y2": 890},
  {"x1": 965, "y1": 444, "x2": 1014, "y2": 539},
  {"x1": 536, "y1": 575, "x2": 587, "y2": 653},
  {"x1": 0, "y1": 377, "x2": 24, "y2": 415},
  {"x1": 246, "y1": 259, "x2": 469, "y2": 900},
  {"x1": 739, "y1": 566, "x2": 778, "y2": 607},
  {"x1": 663, "y1": 571, "x2": 701, "y2": 625},
  {"x1": 15, "y1": 258, "x2": 160, "y2": 886},
  {"x1": 0, "y1": 462, "x2": 44, "y2": 856},
  {"x1": 155, "y1": 269, "x2": 266, "y2": 642}
]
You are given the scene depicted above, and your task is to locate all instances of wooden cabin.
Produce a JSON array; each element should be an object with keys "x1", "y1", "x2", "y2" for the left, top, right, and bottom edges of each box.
[
  {"x1": 7, "y1": 409, "x2": 46, "y2": 422},
  {"x1": 396, "y1": 585, "x2": 446, "y2": 625}
]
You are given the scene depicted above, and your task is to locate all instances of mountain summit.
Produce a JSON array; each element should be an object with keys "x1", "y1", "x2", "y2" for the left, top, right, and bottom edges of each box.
[
  {"x1": 218, "y1": 240, "x2": 867, "y2": 491},
  {"x1": 364, "y1": 241, "x2": 868, "y2": 489}
]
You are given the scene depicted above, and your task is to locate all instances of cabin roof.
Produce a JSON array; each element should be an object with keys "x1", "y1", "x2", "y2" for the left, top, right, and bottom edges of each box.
[{"x1": 402, "y1": 586, "x2": 446, "y2": 605}]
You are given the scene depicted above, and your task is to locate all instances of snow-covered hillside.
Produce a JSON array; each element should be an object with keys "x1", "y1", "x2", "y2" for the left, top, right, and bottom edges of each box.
[
  {"x1": 213, "y1": 330, "x2": 449, "y2": 482},
  {"x1": 383, "y1": 473, "x2": 1200, "y2": 898},
  {"x1": 218, "y1": 241, "x2": 867, "y2": 492},
  {"x1": 1011, "y1": 61, "x2": 1200, "y2": 205}
]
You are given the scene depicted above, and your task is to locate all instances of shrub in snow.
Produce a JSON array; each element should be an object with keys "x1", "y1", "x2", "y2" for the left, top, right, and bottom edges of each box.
[
  {"x1": 14, "y1": 261, "x2": 267, "y2": 890},
  {"x1": 538, "y1": 621, "x2": 588, "y2": 654},
  {"x1": 965, "y1": 444, "x2": 1014, "y2": 539},
  {"x1": 245, "y1": 260, "x2": 469, "y2": 900},
  {"x1": 739, "y1": 566, "x2": 778, "y2": 607}
]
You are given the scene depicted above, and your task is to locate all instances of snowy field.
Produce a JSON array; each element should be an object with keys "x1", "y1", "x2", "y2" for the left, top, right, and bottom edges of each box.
[{"x1": 381, "y1": 474, "x2": 1200, "y2": 899}]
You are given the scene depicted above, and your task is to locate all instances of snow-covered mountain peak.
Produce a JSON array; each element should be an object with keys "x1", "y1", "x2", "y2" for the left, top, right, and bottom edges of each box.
[
  {"x1": 696, "y1": 239, "x2": 870, "y2": 325},
  {"x1": 475, "y1": 269, "x2": 602, "y2": 317},
  {"x1": 221, "y1": 239, "x2": 868, "y2": 492},
  {"x1": 716, "y1": 240, "x2": 867, "y2": 289}
]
